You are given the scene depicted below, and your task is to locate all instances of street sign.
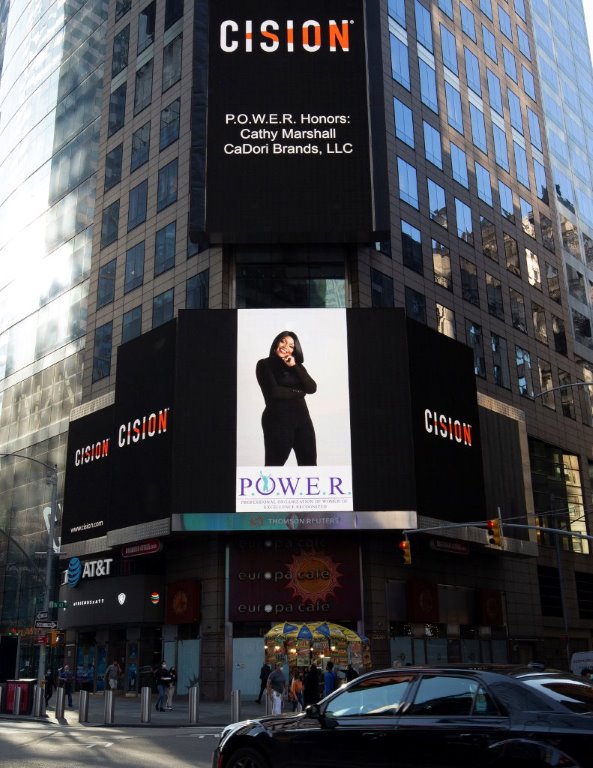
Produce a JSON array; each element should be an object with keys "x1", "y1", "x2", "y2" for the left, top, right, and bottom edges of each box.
[
  {"x1": 50, "y1": 600, "x2": 68, "y2": 608},
  {"x1": 34, "y1": 620, "x2": 57, "y2": 629},
  {"x1": 35, "y1": 635, "x2": 49, "y2": 644},
  {"x1": 36, "y1": 611, "x2": 49, "y2": 620}
]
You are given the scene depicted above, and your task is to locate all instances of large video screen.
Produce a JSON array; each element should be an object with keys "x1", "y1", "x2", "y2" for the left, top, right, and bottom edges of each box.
[{"x1": 192, "y1": 0, "x2": 376, "y2": 243}]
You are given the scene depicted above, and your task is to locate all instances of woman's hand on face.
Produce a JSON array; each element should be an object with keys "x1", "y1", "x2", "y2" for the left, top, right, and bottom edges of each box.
[{"x1": 283, "y1": 355, "x2": 296, "y2": 367}]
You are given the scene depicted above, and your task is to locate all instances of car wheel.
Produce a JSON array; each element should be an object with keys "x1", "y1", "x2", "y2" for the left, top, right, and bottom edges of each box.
[{"x1": 224, "y1": 746, "x2": 269, "y2": 768}]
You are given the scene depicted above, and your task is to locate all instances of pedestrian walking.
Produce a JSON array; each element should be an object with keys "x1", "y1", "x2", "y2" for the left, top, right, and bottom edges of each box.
[
  {"x1": 256, "y1": 661, "x2": 271, "y2": 703},
  {"x1": 59, "y1": 664, "x2": 73, "y2": 707},
  {"x1": 155, "y1": 661, "x2": 171, "y2": 711},
  {"x1": 45, "y1": 669, "x2": 54, "y2": 705},
  {"x1": 105, "y1": 660, "x2": 121, "y2": 690},
  {"x1": 166, "y1": 666, "x2": 177, "y2": 709},
  {"x1": 303, "y1": 663, "x2": 320, "y2": 707},
  {"x1": 266, "y1": 662, "x2": 286, "y2": 715}
]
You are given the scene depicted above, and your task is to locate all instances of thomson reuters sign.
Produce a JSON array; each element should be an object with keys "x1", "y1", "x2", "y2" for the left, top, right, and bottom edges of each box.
[{"x1": 219, "y1": 18, "x2": 352, "y2": 53}]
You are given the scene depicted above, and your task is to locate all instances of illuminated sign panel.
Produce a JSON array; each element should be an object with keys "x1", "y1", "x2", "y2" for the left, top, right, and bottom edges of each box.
[
  {"x1": 62, "y1": 311, "x2": 486, "y2": 540},
  {"x1": 191, "y1": 0, "x2": 379, "y2": 243}
]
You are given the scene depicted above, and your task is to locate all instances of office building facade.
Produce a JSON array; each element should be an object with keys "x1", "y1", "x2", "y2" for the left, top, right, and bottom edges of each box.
[{"x1": 1, "y1": 0, "x2": 593, "y2": 696}]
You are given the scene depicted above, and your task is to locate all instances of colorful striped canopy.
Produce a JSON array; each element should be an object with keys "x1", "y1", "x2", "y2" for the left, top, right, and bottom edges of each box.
[{"x1": 265, "y1": 621, "x2": 368, "y2": 644}]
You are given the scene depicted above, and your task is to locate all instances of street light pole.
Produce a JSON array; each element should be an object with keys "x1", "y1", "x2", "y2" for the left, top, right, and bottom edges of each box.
[{"x1": 0, "y1": 452, "x2": 58, "y2": 709}]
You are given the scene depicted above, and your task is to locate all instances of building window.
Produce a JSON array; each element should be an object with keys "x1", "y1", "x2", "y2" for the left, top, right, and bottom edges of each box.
[
  {"x1": 559, "y1": 370, "x2": 576, "y2": 419},
  {"x1": 108, "y1": 83, "x2": 126, "y2": 137},
  {"x1": 428, "y1": 179, "x2": 447, "y2": 228},
  {"x1": 131, "y1": 122, "x2": 151, "y2": 172},
  {"x1": 397, "y1": 157, "x2": 419, "y2": 209},
  {"x1": 480, "y1": 216, "x2": 497, "y2": 261},
  {"x1": 486, "y1": 273, "x2": 504, "y2": 319},
  {"x1": 394, "y1": 98, "x2": 414, "y2": 147},
  {"x1": 514, "y1": 0, "x2": 526, "y2": 21},
  {"x1": 128, "y1": 179, "x2": 148, "y2": 231},
  {"x1": 475, "y1": 162, "x2": 492, "y2": 206},
  {"x1": 405, "y1": 287, "x2": 426, "y2": 323},
  {"x1": 112, "y1": 25, "x2": 130, "y2": 78},
  {"x1": 157, "y1": 158, "x2": 178, "y2": 211},
  {"x1": 513, "y1": 142, "x2": 529, "y2": 188},
  {"x1": 440, "y1": 24, "x2": 458, "y2": 74},
  {"x1": 450, "y1": 142, "x2": 469, "y2": 187},
  {"x1": 507, "y1": 90, "x2": 523, "y2": 133},
  {"x1": 493, "y1": 124, "x2": 509, "y2": 171},
  {"x1": 438, "y1": 0, "x2": 453, "y2": 19},
  {"x1": 414, "y1": 1, "x2": 433, "y2": 51},
  {"x1": 541, "y1": 214, "x2": 555, "y2": 252},
  {"x1": 502, "y1": 45, "x2": 517, "y2": 81},
  {"x1": 552, "y1": 316, "x2": 567, "y2": 355},
  {"x1": 455, "y1": 198, "x2": 473, "y2": 244},
  {"x1": 138, "y1": 1, "x2": 156, "y2": 54},
  {"x1": 134, "y1": 59, "x2": 153, "y2": 115},
  {"x1": 388, "y1": 0, "x2": 406, "y2": 28},
  {"x1": 371, "y1": 268, "x2": 394, "y2": 307},
  {"x1": 572, "y1": 308, "x2": 593, "y2": 350},
  {"x1": 519, "y1": 198, "x2": 535, "y2": 238},
  {"x1": 517, "y1": 27, "x2": 531, "y2": 60},
  {"x1": 105, "y1": 144, "x2": 123, "y2": 191},
  {"x1": 464, "y1": 47, "x2": 481, "y2": 95},
  {"x1": 153, "y1": 288, "x2": 174, "y2": 327},
  {"x1": 100, "y1": 200, "x2": 120, "y2": 247},
  {"x1": 525, "y1": 248, "x2": 541, "y2": 290},
  {"x1": 124, "y1": 241, "x2": 145, "y2": 293},
  {"x1": 499, "y1": 181, "x2": 514, "y2": 222},
  {"x1": 487, "y1": 70, "x2": 503, "y2": 114},
  {"x1": 537, "y1": 358, "x2": 555, "y2": 409},
  {"x1": 522, "y1": 66, "x2": 536, "y2": 101},
  {"x1": 432, "y1": 240, "x2": 452, "y2": 290},
  {"x1": 532, "y1": 303, "x2": 548, "y2": 345},
  {"x1": 534, "y1": 160, "x2": 548, "y2": 203},
  {"x1": 122, "y1": 306, "x2": 142, "y2": 343},
  {"x1": 436, "y1": 303, "x2": 455, "y2": 338},
  {"x1": 445, "y1": 82, "x2": 463, "y2": 133},
  {"x1": 546, "y1": 264, "x2": 561, "y2": 303},
  {"x1": 466, "y1": 321, "x2": 486, "y2": 377},
  {"x1": 97, "y1": 259, "x2": 117, "y2": 308},
  {"x1": 460, "y1": 2, "x2": 476, "y2": 40},
  {"x1": 482, "y1": 25, "x2": 497, "y2": 61},
  {"x1": 186, "y1": 270, "x2": 209, "y2": 308},
  {"x1": 423, "y1": 121, "x2": 442, "y2": 168},
  {"x1": 390, "y1": 34, "x2": 410, "y2": 89},
  {"x1": 115, "y1": 0, "x2": 131, "y2": 22},
  {"x1": 491, "y1": 333, "x2": 510, "y2": 388},
  {"x1": 516, "y1": 346, "x2": 533, "y2": 397},
  {"x1": 92, "y1": 322, "x2": 113, "y2": 382},
  {"x1": 155, "y1": 221, "x2": 176, "y2": 276},
  {"x1": 401, "y1": 219, "x2": 423, "y2": 274},
  {"x1": 160, "y1": 99, "x2": 180, "y2": 150},
  {"x1": 460, "y1": 257, "x2": 479, "y2": 306},
  {"x1": 418, "y1": 59, "x2": 438, "y2": 113},
  {"x1": 498, "y1": 4, "x2": 512, "y2": 39},
  {"x1": 165, "y1": 0, "x2": 183, "y2": 30},
  {"x1": 162, "y1": 35, "x2": 182, "y2": 92},
  {"x1": 469, "y1": 104, "x2": 487, "y2": 153},
  {"x1": 510, "y1": 288, "x2": 527, "y2": 332},
  {"x1": 527, "y1": 108, "x2": 542, "y2": 151}
]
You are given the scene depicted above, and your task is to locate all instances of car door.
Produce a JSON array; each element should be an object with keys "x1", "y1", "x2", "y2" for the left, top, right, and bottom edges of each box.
[
  {"x1": 288, "y1": 672, "x2": 417, "y2": 768},
  {"x1": 391, "y1": 673, "x2": 512, "y2": 768}
]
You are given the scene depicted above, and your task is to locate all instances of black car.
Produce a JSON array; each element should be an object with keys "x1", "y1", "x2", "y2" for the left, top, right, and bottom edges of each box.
[
  {"x1": 212, "y1": 667, "x2": 593, "y2": 768},
  {"x1": 509, "y1": 670, "x2": 593, "y2": 714}
]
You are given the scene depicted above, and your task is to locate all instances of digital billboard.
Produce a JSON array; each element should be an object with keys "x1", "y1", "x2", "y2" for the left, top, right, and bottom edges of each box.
[
  {"x1": 191, "y1": 0, "x2": 382, "y2": 243},
  {"x1": 63, "y1": 310, "x2": 486, "y2": 541}
]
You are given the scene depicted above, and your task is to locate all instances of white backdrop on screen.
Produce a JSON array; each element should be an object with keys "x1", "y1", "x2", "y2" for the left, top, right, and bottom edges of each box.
[{"x1": 236, "y1": 308, "x2": 352, "y2": 467}]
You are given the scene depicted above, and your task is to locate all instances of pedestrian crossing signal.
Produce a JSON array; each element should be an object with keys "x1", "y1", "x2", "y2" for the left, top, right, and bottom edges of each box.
[{"x1": 399, "y1": 538, "x2": 412, "y2": 565}]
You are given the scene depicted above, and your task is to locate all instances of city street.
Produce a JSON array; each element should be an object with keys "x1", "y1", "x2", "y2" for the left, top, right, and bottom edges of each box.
[{"x1": 0, "y1": 720, "x2": 220, "y2": 767}]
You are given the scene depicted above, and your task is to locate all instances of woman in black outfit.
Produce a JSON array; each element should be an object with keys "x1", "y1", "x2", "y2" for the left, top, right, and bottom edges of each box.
[{"x1": 256, "y1": 331, "x2": 317, "y2": 466}]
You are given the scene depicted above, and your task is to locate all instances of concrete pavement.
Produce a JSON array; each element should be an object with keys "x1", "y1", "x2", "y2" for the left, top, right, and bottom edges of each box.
[{"x1": 0, "y1": 689, "x2": 281, "y2": 728}]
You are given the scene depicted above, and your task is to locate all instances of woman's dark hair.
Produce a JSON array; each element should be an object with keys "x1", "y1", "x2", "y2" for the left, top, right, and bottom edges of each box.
[{"x1": 269, "y1": 331, "x2": 304, "y2": 364}]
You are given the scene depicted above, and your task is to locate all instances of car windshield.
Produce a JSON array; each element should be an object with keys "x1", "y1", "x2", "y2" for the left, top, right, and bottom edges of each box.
[
  {"x1": 522, "y1": 679, "x2": 593, "y2": 714},
  {"x1": 324, "y1": 674, "x2": 415, "y2": 717}
]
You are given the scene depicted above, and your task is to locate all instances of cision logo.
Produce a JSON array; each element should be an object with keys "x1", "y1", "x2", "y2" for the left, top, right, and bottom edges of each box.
[{"x1": 219, "y1": 19, "x2": 353, "y2": 53}]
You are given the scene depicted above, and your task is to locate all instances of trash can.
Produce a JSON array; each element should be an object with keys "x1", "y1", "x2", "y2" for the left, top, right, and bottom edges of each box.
[{"x1": 6, "y1": 679, "x2": 36, "y2": 714}]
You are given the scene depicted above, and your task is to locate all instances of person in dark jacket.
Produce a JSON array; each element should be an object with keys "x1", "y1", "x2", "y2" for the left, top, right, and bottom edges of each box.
[
  {"x1": 59, "y1": 664, "x2": 73, "y2": 707},
  {"x1": 256, "y1": 662, "x2": 271, "y2": 704},
  {"x1": 45, "y1": 669, "x2": 55, "y2": 705},
  {"x1": 165, "y1": 666, "x2": 177, "y2": 710},
  {"x1": 155, "y1": 662, "x2": 171, "y2": 711},
  {"x1": 303, "y1": 663, "x2": 321, "y2": 707},
  {"x1": 256, "y1": 331, "x2": 317, "y2": 466}
]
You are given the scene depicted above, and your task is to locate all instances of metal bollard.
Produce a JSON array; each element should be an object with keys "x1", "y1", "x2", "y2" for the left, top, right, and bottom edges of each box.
[
  {"x1": 104, "y1": 688, "x2": 115, "y2": 724},
  {"x1": 230, "y1": 689, "x2": 241, "y2": 723},
  {"x1": 188, "y1": 684, "x2": 199, "y2": 724},
  {"x1": 79, "y1": 690, "x2": 89, "y2": 723},
  {"x1": 55, "y1": 687, "x2": 65, "y2": 718},
  {"x1": 140, "y1": 686, "x2": 151, "y2": 723},
  {"x1": 12, "y1": 686, "x2": 21, "y2": 715},
  {"x1": 33, "y1": 684, "x2": 43, "y2": 717}
]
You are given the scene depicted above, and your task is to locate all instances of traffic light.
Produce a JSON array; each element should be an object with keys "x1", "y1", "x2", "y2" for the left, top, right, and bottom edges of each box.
[
  {"x1": 49, "y1": 630, "x2": 64, "y2": 646},
  {"x1": 487, "y1": 519, "x2": 502, "y2": 546},
  {"x1": 399, "y1": 537, "x2": 412, "y2": 565}
]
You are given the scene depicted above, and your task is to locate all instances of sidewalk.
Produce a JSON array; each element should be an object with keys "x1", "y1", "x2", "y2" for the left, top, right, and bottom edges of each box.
[{"x1": 0, "y1": 690, "x2": 277, "y2": 728}]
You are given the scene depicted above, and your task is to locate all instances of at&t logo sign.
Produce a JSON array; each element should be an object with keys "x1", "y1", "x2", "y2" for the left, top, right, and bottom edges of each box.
[{"x1": 65, "y1": 557, "x2": 113, "y2": 588}]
